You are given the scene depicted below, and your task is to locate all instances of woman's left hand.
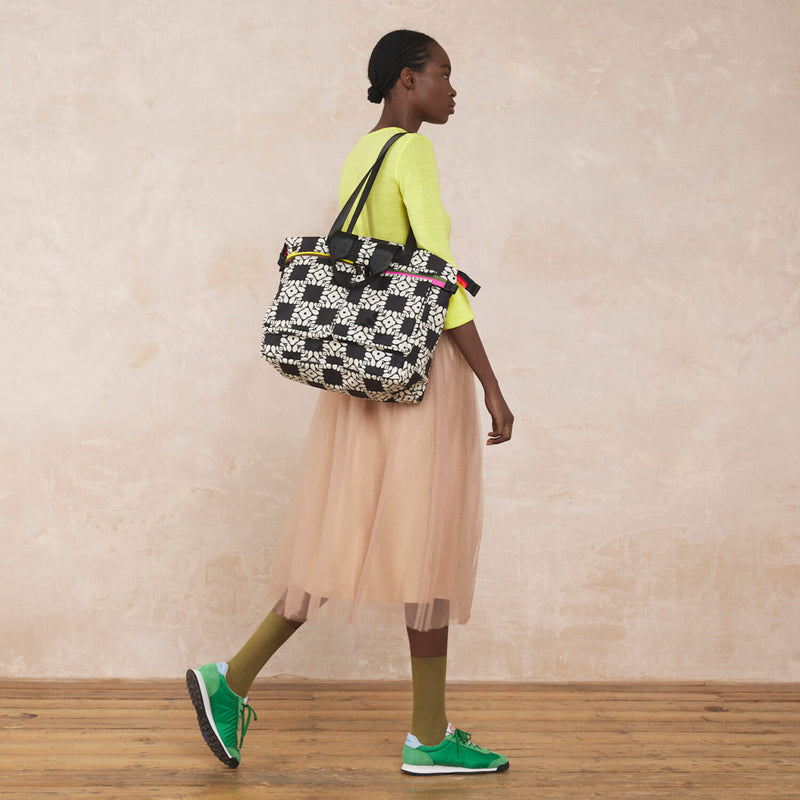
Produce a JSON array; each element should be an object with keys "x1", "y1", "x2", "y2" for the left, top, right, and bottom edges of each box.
[{"x1": 485, "y1": 384, "x2": 513, "y2": 445}]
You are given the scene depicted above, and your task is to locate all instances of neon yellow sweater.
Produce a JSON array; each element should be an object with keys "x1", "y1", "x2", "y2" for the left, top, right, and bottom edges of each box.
[{"x1": 338, "y1": 127, "x2": 474, "y2": 330}]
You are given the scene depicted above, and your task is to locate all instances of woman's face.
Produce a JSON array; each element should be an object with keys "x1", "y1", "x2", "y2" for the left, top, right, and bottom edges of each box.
[{"x1": 410, "y1": 43, "x2": 457, "y2": 125}]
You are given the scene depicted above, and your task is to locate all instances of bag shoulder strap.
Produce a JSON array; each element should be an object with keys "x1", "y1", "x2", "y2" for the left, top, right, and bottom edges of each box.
[{"x1": 328, "y1": 131, "x2": 407, "y2": 239}]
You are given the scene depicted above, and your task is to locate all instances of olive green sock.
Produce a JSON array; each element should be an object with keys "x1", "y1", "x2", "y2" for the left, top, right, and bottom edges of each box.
[
  {"x1": 410, "y1": 655, "x2": 448, "y2": 746},
  {"x1": 225, "y1": 611, "x2": 299, "y2": 697}
]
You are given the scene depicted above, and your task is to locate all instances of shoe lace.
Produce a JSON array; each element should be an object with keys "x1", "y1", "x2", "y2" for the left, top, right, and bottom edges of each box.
[
  {"x1": 453, "y1": 728, "x2": 490, "y2": 755},
  {"x1": 239, "y1": 700, "x2": 258, "y2": 750},
  {"x1": 453, "y1": 728, "x2": 472, "y2": 754}
]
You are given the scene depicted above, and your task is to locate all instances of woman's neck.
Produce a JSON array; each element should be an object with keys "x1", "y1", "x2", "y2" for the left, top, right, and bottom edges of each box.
[{"x1": 370, "y1": 103, "x2": 422, "y2": 134}]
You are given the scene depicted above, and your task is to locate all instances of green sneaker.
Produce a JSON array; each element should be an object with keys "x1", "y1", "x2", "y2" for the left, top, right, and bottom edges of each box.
[
  {"x1": 185, "y1": 662, "x2": 257, "y2": 768},
  {"x1": 401, "y1": 723, "x2": 509, "y2": 775}
]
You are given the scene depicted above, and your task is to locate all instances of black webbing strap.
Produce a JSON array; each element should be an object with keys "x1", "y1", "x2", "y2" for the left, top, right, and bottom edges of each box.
[
  {"x1": 328, "y1": 131, "x2": 407, "y2": 239},
  {"x1": 326, "y1": 131, "x2": 481, "y2": 298}
]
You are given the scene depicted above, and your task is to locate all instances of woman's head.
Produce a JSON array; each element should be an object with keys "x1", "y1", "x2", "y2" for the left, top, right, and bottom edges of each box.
[
  {"x1": 367, "y1": 30, "x2": 456, "y2": 126},
  {"x1": 367, "y1": 30, "x2": 437, "y2": 104}
]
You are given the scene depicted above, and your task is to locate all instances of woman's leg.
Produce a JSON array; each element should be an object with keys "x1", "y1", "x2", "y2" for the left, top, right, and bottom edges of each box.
[
  {"x1": 186, "y1": 590, "x2": 309, "y2": 768},
  {"x1": 225, "y1": 592, "x2": 307, "y2": 697},
  {"x1": 402, "y1": 614, "x2": 510, "y2": 775},
  {"x1": 406, "y1": 601, "x2": 450, "y2": 746}
]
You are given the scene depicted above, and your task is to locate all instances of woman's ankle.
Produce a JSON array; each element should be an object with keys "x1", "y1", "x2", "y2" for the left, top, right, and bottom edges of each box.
[
  {"x1": 223, "y1": 663, "x2": 250, "y2": 698},
  {"x1": 410, "y1": 718, "x2": 448, "y2": 746}
]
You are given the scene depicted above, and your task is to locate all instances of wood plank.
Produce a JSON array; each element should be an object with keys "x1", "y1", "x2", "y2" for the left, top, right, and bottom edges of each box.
[{"x1": 0, "y1": 680, "x2": 798, "y2": 799}]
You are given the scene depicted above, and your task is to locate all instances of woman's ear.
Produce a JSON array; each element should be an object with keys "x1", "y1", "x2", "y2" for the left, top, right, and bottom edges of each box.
[{"x1": 399, "y1": 66, "x2": 415, "y2": 90}]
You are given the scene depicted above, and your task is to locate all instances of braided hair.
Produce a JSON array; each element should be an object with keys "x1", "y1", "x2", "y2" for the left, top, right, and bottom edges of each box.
[{"x1": 367, "y1": 30, "x2": 437, "y2": 104}]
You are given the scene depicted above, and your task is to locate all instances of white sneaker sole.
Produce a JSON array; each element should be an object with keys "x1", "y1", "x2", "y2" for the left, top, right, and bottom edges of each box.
[{"x1": 401, "y1": 762, "x2": 508, "y2": 775}]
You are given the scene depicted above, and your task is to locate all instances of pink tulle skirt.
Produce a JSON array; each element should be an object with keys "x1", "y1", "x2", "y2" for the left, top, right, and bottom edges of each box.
[{"x1": 267, "y1": 332, "x2": 484, "y2": 631}]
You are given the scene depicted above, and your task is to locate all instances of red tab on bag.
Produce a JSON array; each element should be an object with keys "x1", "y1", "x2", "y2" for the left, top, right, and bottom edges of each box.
[{"x1": 456, "y1": 271, "x2": 480, "y2": 297}]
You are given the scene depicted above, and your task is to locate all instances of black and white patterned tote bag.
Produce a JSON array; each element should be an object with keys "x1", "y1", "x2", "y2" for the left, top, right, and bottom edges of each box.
[{"x1": 261, "y1": 132, "x2": 479, "y2": 404}]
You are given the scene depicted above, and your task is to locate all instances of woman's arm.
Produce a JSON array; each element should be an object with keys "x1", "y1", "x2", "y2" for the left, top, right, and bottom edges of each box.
[
  {"x1": 393, "y1": 136, "x2": 511, "y2": 440},
  {"x1": 447, "y1": 321, "x2": 514, "y2": 445}
]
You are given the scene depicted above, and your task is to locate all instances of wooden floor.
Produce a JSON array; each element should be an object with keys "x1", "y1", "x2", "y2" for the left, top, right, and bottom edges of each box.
[{"x1": 1, "y1": 680, "x2": 798, "y2": 799}]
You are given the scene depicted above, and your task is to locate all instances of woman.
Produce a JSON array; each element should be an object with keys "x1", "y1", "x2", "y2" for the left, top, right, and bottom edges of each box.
[{"x1": 187, "y1": 29, "x2": 514, "y2": 776}]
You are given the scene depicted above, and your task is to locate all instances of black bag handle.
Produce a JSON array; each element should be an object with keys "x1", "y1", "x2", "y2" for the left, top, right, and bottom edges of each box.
[
  {"x1": 326, "y1": 131, "x2": 471, "y2": 291},
  {"x1": 328, "y1": 131, "x2": 407, "y2": 240}
]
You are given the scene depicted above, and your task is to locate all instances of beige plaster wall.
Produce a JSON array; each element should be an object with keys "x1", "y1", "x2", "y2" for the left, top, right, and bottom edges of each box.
[{"x1": 2, "y1": 0, "x2": 799, "y2": 681}]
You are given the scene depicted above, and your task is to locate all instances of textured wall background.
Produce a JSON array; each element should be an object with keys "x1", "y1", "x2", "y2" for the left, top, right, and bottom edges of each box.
[{"x1": 2, "y1": 0, "x2": 799, "y2": 681}]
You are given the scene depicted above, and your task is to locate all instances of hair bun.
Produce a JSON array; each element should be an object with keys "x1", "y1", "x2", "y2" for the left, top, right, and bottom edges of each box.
[{"x1": 367, "y1": 30, "x2": 436, "y2": 107}]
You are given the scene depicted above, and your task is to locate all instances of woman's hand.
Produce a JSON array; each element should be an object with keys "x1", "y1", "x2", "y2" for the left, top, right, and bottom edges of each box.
[{"x1": 485, "y1": 384, "x2": 514, "y2": 445}]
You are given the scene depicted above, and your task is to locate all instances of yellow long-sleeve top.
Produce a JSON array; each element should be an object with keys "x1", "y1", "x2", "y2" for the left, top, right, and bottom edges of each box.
[{"x1": 338, "y1": 127, "x2": 474, "y2": 330}]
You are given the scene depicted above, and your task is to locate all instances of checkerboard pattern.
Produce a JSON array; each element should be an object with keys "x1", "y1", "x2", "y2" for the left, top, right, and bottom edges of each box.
[{"x1": 261, "y1": 235, "x2": 461, "y2": 403}]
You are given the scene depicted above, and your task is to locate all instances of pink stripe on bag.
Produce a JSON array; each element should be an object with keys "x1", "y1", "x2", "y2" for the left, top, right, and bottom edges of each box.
[{"x1": 385, "y1": 270, "x2": 446, "y2": 288}]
